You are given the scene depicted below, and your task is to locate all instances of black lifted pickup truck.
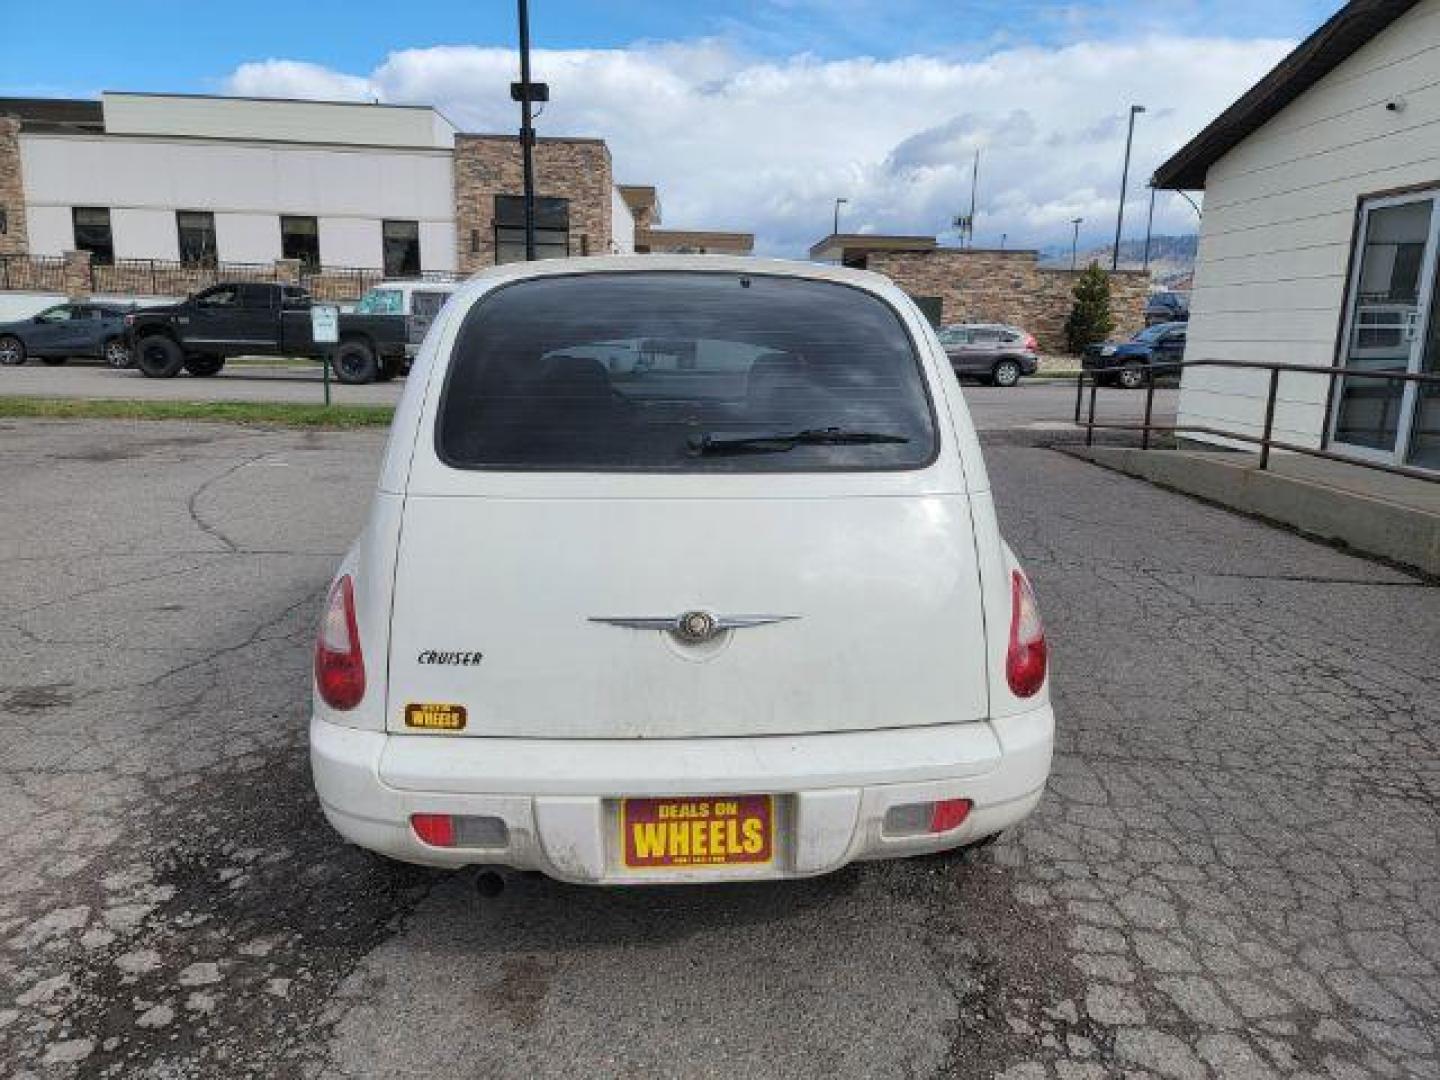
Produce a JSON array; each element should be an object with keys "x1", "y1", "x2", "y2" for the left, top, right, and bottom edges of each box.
[{"x1": 125, "y1": 282, "x2": 409, "y2": 384}]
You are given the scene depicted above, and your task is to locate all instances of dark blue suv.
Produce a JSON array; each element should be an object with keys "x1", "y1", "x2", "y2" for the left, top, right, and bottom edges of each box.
[{"x1": 1081, "y1": 322, "x2": 1187, "y2": 389}]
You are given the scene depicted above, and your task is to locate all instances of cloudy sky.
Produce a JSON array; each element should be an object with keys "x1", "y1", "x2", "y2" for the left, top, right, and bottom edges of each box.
[{"x1": 6, "y1": 0, "x2": 1340, "y2": 256}]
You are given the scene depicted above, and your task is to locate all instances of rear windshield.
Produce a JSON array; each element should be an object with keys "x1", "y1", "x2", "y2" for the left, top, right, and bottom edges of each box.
[{"x1": 436, "y1": 272, "x2": 938, "y2": 472}]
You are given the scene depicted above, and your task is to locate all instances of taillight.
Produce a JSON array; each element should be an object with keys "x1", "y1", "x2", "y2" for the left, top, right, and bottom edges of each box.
[
  {"x1": 315, "y1": 575, "x2": 365, "y2": 710},
  {"x1": 411, "y1": 813, "x2": 455, "y2": 847},
  {"x1": 1005, "y1": 570, "x2": 1047, "y2": 697},
  {"x1": 1024, "y1": 335, "x2": 1038, "y2": 352}
]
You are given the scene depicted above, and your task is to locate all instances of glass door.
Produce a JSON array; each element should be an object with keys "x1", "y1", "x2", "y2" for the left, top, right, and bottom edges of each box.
[
  {"x1": 1330, "y1": 192, "x2": 1440, "y2": 466},
  {"x1": 1407, "y1": 240, "x2": 1440, "y2": 469}
]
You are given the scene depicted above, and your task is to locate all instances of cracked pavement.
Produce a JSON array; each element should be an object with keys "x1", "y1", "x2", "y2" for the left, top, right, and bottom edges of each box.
[{"x1": 0, "y1": 418, "x2": 1435, "y2": 1079}]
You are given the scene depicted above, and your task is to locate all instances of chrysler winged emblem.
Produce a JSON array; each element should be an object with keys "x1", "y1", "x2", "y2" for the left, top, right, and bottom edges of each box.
[{"x1": 589, "y1": 611, "x2": 798, "y2": 646}]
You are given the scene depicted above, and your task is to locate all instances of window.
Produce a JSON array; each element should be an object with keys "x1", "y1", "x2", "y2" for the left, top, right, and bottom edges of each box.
[
  {"x1": 0, "y1": 208, "x2": 7, "y2": 235},
  {"x1": 72, "y1": 207, "x2": 113, "y2": 266},
  {"x1": 437, "y1": 272, "x2": 937, "y2": 472},
  {"x1": 237, "y1": 284, "x2": 275, "y2": 309},
  {"x1": 382, "y1": 220, "x2": 421, "y2": 277},
  {"x1": 34, "y1": 304, "x2": 76, "y2": 323},
  {"x1": 176, "y1": 211, "x2": 217, "y2": 266},
  {"x1": 193, "y1": 285, "x2": 240, "y2": 308},
  {"x1": 493, "y1": 195, "x2": 569, "y2": 264},
  {"x1": 280, "y1": 216, "x2": 320, "y2": 270}
]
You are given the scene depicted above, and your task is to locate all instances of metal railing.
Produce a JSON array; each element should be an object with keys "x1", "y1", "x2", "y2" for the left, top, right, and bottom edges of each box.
[
  {"x1": 1074, "y1": 358, "x2": 1440, "y2": 484},
  {"x1": 88, "y1": 258, "x2": 278, "y2": 296},
  {"x1": 0, "y1": 254, "x2": 67, "y2": 292}
]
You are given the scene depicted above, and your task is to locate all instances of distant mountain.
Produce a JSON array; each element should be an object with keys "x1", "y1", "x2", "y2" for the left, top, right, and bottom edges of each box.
[{"x1": 1039, "y1": 233, "x2": 1196, "y2": 287}]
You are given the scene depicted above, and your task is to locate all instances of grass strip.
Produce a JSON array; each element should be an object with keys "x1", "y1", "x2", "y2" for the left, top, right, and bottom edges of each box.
[{"x1": 0, "y1": 396, "x2": 395, "y2": 429}]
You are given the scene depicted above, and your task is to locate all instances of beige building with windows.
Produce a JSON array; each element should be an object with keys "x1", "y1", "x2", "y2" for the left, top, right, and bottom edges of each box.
[
  {"x1": 0, "y1": 91, "x2": 744, "y2": 300},
  {"x1": 1155, "y1": 0, "x2": 1440, "y2": 473}
]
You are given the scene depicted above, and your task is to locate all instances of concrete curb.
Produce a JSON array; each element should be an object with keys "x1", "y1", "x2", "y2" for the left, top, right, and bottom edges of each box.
[{"x1": 1059, "y1": 445, "x2": 1440, "y2": 578}]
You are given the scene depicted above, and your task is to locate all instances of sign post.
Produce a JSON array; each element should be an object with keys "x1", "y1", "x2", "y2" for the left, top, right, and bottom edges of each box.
[{"x1": 311, "y1": 303, "x2": 339, "y2": 407}]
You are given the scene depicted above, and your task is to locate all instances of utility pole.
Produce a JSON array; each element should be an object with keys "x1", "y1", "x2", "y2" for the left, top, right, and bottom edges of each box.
[
  {"x1": 1112, "y1": 104, "x2": 1145, "y2": 271},
  {"x1": 967, "y1": 149, "x2": 980, "y2": 249},
  {"x1": 1142, "y1": 181, "x2": 1158, "y2": 274},
  {"x1": 511, "y1": 0, "x2": 549, "y2": 261},
  {"x1": 833, "y1": 197, "x2": 848, "y2": 236},
  {"x1": 1071, "y1": 218, "x2": 1083, "y2": 271}
]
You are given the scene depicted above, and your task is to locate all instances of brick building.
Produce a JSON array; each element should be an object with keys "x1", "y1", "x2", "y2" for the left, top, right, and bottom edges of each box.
[{"x1": 809, "y1": 234, "x2": 1149, "y2": 353}]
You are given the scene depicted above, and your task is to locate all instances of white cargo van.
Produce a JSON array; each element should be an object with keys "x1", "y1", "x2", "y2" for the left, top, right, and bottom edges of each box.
[{"x1": 311, "y1": 256, "x2": 1053, "y2": 885}]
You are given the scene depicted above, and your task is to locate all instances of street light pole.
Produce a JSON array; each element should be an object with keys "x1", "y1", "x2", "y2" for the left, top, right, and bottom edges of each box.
[
  {"x1": 516, "y1": 0, "x2": 538, "y2": 261},
  {"x1": 1071, "y1": 217, "x2": 1083, "y2": 271},
  {"x1": 1142, "y1": 182, "x2": 1157, "y2": 273},
  {"x1": 833, "y1": 197, "x2": 848, "y2": 236},
  {"x1": 1112, "y1": 104, "x2": 1145, "y2": 272}
]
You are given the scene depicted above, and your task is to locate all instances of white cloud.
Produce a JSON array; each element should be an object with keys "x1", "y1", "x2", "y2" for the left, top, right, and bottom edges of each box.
[{"x1": 225, "y1": 35, "x2": 1292, "y2": 256}]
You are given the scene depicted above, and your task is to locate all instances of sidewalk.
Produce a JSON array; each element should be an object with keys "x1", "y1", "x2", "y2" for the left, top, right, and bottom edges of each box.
[{"x1": 1061, "y1": 444, "x2": 1440, "y2": 577}]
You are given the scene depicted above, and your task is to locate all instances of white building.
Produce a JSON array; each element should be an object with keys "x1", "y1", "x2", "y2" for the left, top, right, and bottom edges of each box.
[
  {"x1": 16, "y1": 93, "x2": 466, "y2": 274},
  {"x1": 1154, "y1": 0, "x2": 1440, "y2": 474},
  {"x1": 0, "y1": 91, "x2": 737, "y2": 285}
]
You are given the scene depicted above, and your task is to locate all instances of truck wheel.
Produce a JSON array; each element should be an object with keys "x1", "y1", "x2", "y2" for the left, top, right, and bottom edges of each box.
[
  {"x1": 103, "y1": 337, "x2": 133, "y2": 369},
  {"x1": 183, "y1": 356, "x2": 225, "y2": 377},
  {"x1": 1117, "y1": 362, "x2": 1147, "y2": 390},
  {"x1": 331, "y1": 340, "x2": 378, "y2": 384},
  {"x1": 0, "y1": 336, "x2": 25, "y2": 365},
  {"x1": 136, "y1": 335, "x2": 184, "y2": 378},
  {"x1": 991, "y1": 359, "x2": 1022, "y2": 388}
]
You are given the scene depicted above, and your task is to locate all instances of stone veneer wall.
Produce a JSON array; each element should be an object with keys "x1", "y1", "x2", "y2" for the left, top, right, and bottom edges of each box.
[
  {"x1": 865, "y1": 249, "x2": 1149, "y2": 354},
  {"x1": 453, "y1": 135, "x2": 613, "y2": 274},
  {"x1": 0, "y1": 118, "x2": 28, "y2": 257}
]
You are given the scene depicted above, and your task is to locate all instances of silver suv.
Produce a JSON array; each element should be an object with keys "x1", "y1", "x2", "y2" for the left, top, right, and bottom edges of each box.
[{"x1": 937, "y1": 323, "x2": 1039, "y2": 387}]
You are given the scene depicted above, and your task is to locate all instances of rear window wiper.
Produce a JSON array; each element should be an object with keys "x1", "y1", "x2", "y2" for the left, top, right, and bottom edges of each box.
[{"x1": 687, "y1": 426, "x2": 912, "y2": 456}]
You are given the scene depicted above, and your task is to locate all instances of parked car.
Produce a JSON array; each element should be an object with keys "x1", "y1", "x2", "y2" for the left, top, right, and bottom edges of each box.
[
  {"x1": 1143, "y1": 291, "x2": 1190, "y2": 326},
  {"x1": 310, "y1": 256, "x2": 1054, "y2": 884},
  {"x1": 125, "y1": 282, "x2": 410, "y2": 383},
  {"x1": 937, "y1": 323, "x2": 1039, "y2": 387},
  {"x1": 1082, "y1": 321, "x2": 1187, "y2": 388},
  {"x1": 0, "y1": 302, "x2": 134, "y2": 369},
  {"x1": 354, "y1": 280, "x2": 459, "y2": 362}
]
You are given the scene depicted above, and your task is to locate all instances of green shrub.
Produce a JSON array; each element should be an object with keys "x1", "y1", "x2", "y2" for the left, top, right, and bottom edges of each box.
[{"x1": 1064, "y1": 262, "x2": 1115, "y2": 354}]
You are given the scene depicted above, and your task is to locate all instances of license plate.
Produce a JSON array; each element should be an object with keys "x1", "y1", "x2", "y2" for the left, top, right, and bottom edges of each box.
[{"x1": 621, "y1": 795, "x2": 773, "y2": 869}]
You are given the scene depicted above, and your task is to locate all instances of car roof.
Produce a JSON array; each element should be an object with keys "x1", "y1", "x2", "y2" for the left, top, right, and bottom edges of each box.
[{"x1": 424, "y1": 256, "x2": 934, "y2": 360}]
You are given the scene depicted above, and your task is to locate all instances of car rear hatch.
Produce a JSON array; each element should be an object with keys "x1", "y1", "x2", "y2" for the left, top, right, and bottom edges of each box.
[{"x1": 385, "y1": 268, "x2": 990, "y2": 739}]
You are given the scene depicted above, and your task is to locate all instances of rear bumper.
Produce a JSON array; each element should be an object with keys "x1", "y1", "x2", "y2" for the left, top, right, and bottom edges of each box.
[{"x1": 310, "y1": 708, "x2": 1054, "y2": 884}]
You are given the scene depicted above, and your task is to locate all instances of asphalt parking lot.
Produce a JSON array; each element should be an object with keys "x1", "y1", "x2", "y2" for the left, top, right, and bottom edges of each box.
[{"x1": 0, "y1": 417, "x2": 1434, "y2": 1079}]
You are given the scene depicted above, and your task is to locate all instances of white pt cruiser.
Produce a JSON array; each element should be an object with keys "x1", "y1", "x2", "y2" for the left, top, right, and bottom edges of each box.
[{"x1": 310, "y1": 256, "x2": 1054, "y2": 885}]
